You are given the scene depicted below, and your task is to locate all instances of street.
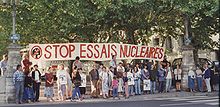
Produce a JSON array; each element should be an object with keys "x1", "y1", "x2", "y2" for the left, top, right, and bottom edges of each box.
[{"x1": 1, "y1": 95, "x2": 219, "y2": 107}]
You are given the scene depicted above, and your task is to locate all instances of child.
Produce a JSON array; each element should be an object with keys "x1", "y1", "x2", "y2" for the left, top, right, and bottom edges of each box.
[
  {"x1": 23, "y1": 72, "x2": 35, "y2": 103},
  {"x1": 127, "y1": 68, "x2": 135, "y2": 96},
  {"x1": 112, "y1": 76, "x2": 120, "y2": 99},
  {"x1": 56, "y1": 64, "x2": 68, "y2": 101},
  {"x1": 123, "y1": 72, "x2": 129, "y2": 99},
  {"x1": 79, "y1": 68, "x2": 87, "y2": 99},
  {"x1": 45, "y1": 67, "x2": 55, "y2": 102}
]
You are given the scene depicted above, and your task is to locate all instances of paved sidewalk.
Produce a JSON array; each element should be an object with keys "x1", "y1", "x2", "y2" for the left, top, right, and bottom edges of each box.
[{"x1": 0, "y1": 91, "x2": 219, "y2": 107}]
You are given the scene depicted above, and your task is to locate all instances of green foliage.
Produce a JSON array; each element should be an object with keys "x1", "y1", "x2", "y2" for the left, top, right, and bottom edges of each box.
[{"x1": 0, "y1": 0, "x2": 219, "y2": 57}]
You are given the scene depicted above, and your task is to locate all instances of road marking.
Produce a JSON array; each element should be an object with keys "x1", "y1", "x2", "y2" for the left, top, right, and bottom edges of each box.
[
  {"x1": 171, "y1": 96, "x2": 218, "y2": 101},
  {"x1": 153, "y1": 96, "x2": 208, "y2": 100},
  {"x1": 160, "y1": 102, "x2": 201, "y2": 106},
  {"x1": 205, "y1": 102, "x2": 219, "y2": 105},
  {"x1": 187, "y1": 99, "x2": 218, "y2": 103}
]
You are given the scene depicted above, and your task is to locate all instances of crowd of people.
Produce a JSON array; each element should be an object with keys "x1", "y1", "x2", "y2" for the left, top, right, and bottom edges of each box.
[{"x1": 6, "y1": 54, "x2": 216, "y2": 104}]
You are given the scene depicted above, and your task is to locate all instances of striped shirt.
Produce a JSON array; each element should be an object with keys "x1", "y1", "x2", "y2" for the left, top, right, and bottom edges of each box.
[{"x1": 13, "y1": 70, "x2": 25, "y2": 84}]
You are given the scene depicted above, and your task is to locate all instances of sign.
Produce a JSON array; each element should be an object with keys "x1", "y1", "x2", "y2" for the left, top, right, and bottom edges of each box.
[{"x1": 29, "y1": 43, "x2": 165, "y2": 61}]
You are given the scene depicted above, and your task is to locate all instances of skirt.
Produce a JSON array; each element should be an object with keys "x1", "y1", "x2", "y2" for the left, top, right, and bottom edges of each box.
[{"x1": 45, "y1": 87, "x2": 54, "y2": 97}]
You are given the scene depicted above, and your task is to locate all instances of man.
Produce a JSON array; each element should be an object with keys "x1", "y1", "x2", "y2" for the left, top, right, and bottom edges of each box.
[
  {"x1": 72, "y1": 56, "x2": 83, "y2": 69},
  {"x1": 13, "y1": 65, "x2": 25, "y2": 104},
  {"x1": 89, "y1": 64, "x2": 100, "y2": 98},
  {"x1": 31, "y1": 65, "x2": 41, "y2": 102},
  {"x1": 0, "y1": 54, "x2": 8, "y2": 76},
  {"x1": 203, "y1": 63, "x2": 211, "y2": 92}
]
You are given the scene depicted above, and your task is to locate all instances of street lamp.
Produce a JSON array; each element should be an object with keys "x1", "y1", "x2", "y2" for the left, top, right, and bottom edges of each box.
[{"x1": 1, "y1": 0, "x2": 20, "y2": 43}]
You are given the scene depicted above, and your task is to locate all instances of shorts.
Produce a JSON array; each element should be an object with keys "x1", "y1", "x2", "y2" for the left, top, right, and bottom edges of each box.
[{"x1": 79, "y1": 87, "x2": 86, "y2": 95}]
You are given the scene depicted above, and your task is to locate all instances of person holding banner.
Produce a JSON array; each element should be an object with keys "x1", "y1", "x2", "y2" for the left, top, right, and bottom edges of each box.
[
  {"x1": 165, "y1": 62, "x2": 173, "y2": 93},
  {"x1": 110, "y1": 55, "x2": 117, "y2": 75},
  {"x1": 157, "y1": 64, "x2": 166, "y2": 93},
  {"x1": 149, "y1": 64, "x2": 157, "y2": 94},
  {"x1": 72, "y1": 56, "x2": 83, "y2": 69},
  {"x1": 142, "y1": 65, "x2": 150, "y2": 94}
]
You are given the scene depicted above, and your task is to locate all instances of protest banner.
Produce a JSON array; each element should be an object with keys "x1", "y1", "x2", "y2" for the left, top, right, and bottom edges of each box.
[{"x1": 29, "y1": 43, "x2": 164, "y2": 61}]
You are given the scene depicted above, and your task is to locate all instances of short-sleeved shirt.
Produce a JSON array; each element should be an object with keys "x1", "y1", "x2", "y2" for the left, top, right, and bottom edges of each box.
[
  {"x1": 56, "y1": 70, "x2": 67, "y2": 85},
  {"x1": 79, "y1": 73, "x2": 86, "y2": 87},
  {"x1": 45, "y1": 72, "x2": 54, "y2": 87}
]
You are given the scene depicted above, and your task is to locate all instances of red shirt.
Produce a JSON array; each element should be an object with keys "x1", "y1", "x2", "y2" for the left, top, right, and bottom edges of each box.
[
  {"x1": 45, "y1": 73, "x2": 54, "y2": 87},
  {"x1": 22, "y1": 59, "x2": 32, "y2": 73}
]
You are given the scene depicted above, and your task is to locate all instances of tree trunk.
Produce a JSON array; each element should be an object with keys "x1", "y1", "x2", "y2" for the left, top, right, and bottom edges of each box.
[
  {"x1": 193, "y1": 49, "x2": 199, "y2": 66},
  {"x1": 183, "y1": 13, "x2": 192, "y2": 46}
]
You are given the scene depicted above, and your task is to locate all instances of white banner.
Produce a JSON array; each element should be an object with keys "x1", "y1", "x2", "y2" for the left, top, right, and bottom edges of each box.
[{"x1": 29, "y1": 43, "x2": 165, "y2": 61}]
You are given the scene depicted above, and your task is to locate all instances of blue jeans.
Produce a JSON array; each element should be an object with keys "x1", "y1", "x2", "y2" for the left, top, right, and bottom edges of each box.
[
  {"x1": 15, "y1": 81, "x2": 24, "y2": 102},
  {"x1": 165, "y1": 79, "x2": 172, "y2": 92},
  {"x1": 150, "y1": 81, "x2": 156, "y2": 94},
  {"x1": 134, "y1": 79, "x2": 141, "y2": 95},
  {"x1": 197, "y1": 77, "x2": 203, "y2": 92},
  {"x1": 158, "y1": 81, "x2": 164, "y2": 93},
  {"x1": 23, "y1": 87, "x2": 34, "y2": 101},
  {"x1": 188, "y1": 76, "x2": 195, "y2": 90},
  {"x1": 112, "y1": 88, "x2": 118, "y2": 98},
  {"x1": 128, "y1": 85, "x2": 134, "y2": 96},
  {"x1": 72, "y1": 86, "x2": 81, "y2": 99}
]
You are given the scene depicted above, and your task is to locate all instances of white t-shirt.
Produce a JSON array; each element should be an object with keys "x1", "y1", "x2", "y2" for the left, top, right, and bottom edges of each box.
[
  {"x1": 188, "y1": 70, "x2": 195, "y2": 79},
  {"x1": 174, "y1": 69, "x2": 182, "y2": 80},
  {"x1": 56, "y1": 70, "x2": 68, "y2": 85},
  {"x1": 35, "y1": 71, "x2": 40, "y2": 82},
  {"x1": 127, "y1": 72, "x2": 134, "y2": 86},
  {"x1": 80, "y1": 73, "x2": 86, "y2": 87},
  {"x1": 166, "y1": 67, "x2": 172, "y2": 79},
  {"x1": 117, "y1": 66, "x2": 125, "y2": 72}
]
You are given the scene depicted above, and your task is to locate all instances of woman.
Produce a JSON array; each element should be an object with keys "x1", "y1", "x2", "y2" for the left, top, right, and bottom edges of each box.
[
  {"x1": 157, "y1": 64, "x2": 165, "y2": 93},
  {"x1": 165, "y1": 62, "x2": 173, "y2": 93},
  {"x1": 99, "y1": 66, "x2": 110, "y2": 98},
  {"x1": 174, "y1": 65, "x2": 182, "y2": 92},
  {"x1": 188, "y1": 67, "x2": 196, "y2": 92},
  {"x1": 45, "y1": 67, "x2": 55, "y2": 102},
  {"x1": 142, "y1": 65, "x2": 150, "y2": 94},
  {"x1": 134, "y1": 64, "x2": 141, "y2": 95},
  {"x1": 71, "y1": 68, "x2": 82, "y2": 101},
  {"x1": 127, "y1": 67, "x2": 134, "y2": 96},
  {"x1": 150, "y1": 64, "x2": 157, "y2": 94},
  {"x1": 196, "y1": 67, "x2": 203, "y2": 92}
]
